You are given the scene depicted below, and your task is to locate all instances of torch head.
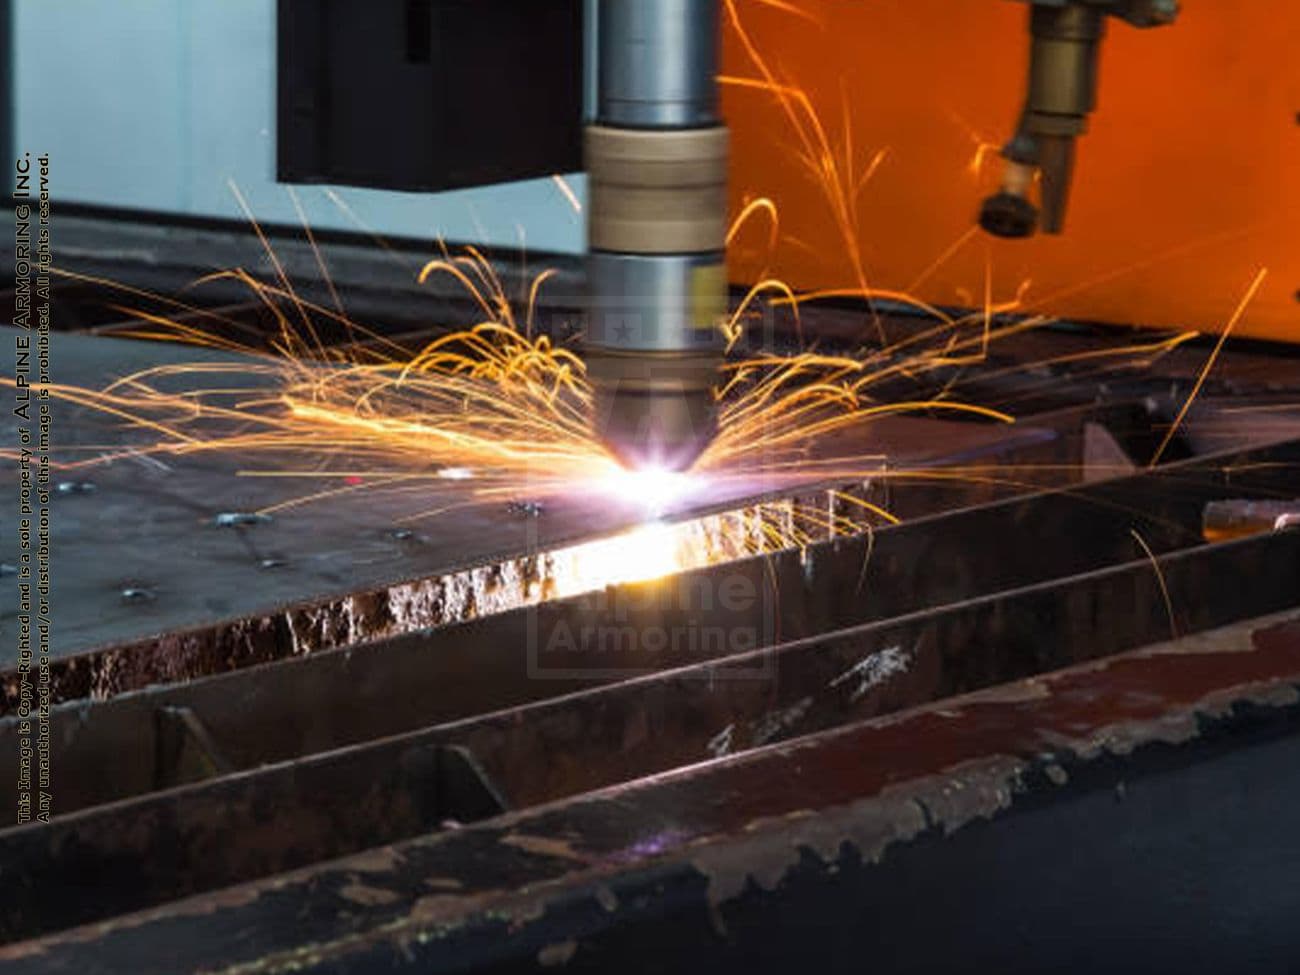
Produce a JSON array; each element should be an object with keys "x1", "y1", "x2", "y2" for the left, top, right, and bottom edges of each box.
[
  {"x1": 980, "y1": 0, "x2": 1178, "y2": 240},
  {"x1": 584, "y1": 1, "x2": 728, "y2": 473}
]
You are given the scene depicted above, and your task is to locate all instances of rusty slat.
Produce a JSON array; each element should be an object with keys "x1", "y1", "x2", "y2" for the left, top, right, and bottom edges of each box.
[
  {"x1": 1, "y1": 524, "x2": 1297, "y2": 944},
  {"x1": 2, "y1": 610, "x2": 1298, "y2": 973}
]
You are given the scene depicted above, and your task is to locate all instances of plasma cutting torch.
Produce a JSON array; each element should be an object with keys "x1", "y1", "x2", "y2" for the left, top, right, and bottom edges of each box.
[
  {"x1": 584, "y1": 0, "x2": 1179, "y2": 472},
  {"x1": 584, "y1": 0, "x2": 728, "y2": 473}
]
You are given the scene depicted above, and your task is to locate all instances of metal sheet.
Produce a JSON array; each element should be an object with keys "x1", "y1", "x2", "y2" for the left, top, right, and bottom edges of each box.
[{"x1": 0, "y1": 327, "x2": 1061, "y2": 669}]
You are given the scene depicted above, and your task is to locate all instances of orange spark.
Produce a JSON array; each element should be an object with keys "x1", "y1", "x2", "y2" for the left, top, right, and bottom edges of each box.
[{"x1": 1150, "y1": 267, "x2": 1269, "y2": 467}]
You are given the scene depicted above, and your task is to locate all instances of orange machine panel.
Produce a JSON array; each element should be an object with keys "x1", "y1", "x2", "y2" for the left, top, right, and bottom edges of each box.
[{"x1": 722, "y1": 0, "x2": 1299, "y2": 342}]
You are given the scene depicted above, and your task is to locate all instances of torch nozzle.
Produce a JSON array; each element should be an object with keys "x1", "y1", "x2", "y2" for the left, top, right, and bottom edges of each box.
[
  {"x1": 979, "y1": 1, "x2": 1177, "y2": 239},
  {"x1": 588, "y1": 348, "x2": 719, "y2": 472}
]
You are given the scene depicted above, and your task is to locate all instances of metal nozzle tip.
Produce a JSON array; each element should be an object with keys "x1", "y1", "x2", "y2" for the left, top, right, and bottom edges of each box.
[
  {"x1": 594, "y1": 388, "x2": 717, "y2": 473},
  {"x1": 979, "y1": 192, "x2": 1040, "y2": 239}
]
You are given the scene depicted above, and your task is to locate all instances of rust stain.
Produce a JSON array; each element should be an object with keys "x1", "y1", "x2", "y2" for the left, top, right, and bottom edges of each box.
[
  {"x1": 950, "y1": 676, "x2": 1052, "y2": 707},
  {"x1": 407, "y1": 893, "x2": 474, "y2": 925},
  {"x1": 689, "y1": 755, "x2": 1024, "y2": 934},
  {"x1": 11, "y1": 611, "x2": 1300, "y2": 971},
  {"x1": 0, "y1": 878, "x2": 267, "y2": 962}
]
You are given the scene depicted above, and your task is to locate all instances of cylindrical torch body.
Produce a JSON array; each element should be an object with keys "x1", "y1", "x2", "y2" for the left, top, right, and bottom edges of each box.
[{"x1": 586, "y1": 0, "x2": 727, "y2": 471}]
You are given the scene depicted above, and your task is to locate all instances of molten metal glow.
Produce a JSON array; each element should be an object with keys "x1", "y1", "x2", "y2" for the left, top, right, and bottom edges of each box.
[
  {"x1": 556, "y1": 520, "x2": 683, "y2": 592},
  {"x1": 544, "y1": 494, "x2": 882, "y2": 598},
  {"x1": 595, "y1": 466, "x2": 696, "y2": 517}
]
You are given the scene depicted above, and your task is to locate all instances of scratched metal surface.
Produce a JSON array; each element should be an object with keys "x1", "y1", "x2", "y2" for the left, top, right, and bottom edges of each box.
[{"x1": 0, "y1": 327, "x2": 1062, "y2": 667}]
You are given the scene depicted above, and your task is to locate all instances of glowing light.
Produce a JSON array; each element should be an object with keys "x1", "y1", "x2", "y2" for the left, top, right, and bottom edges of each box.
[
  {"x1": 544, "y1": 495, "x2": 885, "y2": 601},
  {"x1": 596, "y1": 465, "x2": 697, "y2": 516},
  {"x1": 557, "y1": 521, "x2": 683, "y2": 593}
]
